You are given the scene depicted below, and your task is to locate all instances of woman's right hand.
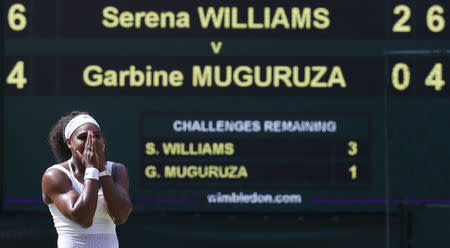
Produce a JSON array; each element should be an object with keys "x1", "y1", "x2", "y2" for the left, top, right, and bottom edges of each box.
[{"x1": 76, "y1": 131, "x2": 99, "y2": 169}]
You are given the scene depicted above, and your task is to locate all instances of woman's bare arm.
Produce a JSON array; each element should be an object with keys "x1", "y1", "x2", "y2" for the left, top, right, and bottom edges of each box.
[
  {"x1": 42, "y1": 168, "x2": 99, "y2": 228},
  {"x1": 42, "y1": 131, "x2": 102, "y2": 228},
  {"x1": 99, "y1": 163, "x2": 133, "y2": 225}
]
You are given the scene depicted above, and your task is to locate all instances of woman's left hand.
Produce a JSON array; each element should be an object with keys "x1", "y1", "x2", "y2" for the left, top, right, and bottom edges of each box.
[{"x1": 98, "y1": 143, "x2": 107, "y2": 171}]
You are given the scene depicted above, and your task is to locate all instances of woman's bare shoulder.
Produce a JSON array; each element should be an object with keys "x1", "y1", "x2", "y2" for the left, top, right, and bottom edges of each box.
[{"x1": 42, "y1": 162, "x2": 72, "y2": 192}]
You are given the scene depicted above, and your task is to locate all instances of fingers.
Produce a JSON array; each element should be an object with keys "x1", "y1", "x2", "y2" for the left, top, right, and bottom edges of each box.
[
  {"x1": 84, "y1": 131, "x2": 91, "y2": 152},
  {"x1": 85, "y1": 131, "x2": 96, "y2": 152},
  {"x1": 87, "y1": 131, "x2": 99, "y2": 168},
  {"x1": 76, "y1": 150, "x2": 83, "y2": 160},
  {"x1": 91, "y1": 132, "x2": 96, "y2": 153},
  {"x1": 75, "y1": 131, "x2": 100, "y2": 169}
]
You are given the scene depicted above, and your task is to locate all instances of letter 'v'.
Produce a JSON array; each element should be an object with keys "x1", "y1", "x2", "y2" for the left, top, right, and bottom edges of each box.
[{"x1": 210, "y1": 41, "x2": 223, "y2": 54}]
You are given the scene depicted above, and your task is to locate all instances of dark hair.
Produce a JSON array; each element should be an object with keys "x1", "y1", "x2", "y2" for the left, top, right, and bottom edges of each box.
[{"x1": 48, "y1": 110, "x2": 90, "y2": 163}]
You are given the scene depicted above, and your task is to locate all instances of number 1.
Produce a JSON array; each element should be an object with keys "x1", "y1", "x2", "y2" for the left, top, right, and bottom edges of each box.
[{"x1": 349, "y1": 165, "x2": 357, "y2": 180}]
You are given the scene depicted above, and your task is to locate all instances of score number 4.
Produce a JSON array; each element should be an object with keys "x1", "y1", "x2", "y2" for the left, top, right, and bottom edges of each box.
[
  {"x1": 6, "y1": 4, "x2": 29, "y2": 89},
  {"x1": 392, "y1": 63, "x2": 445, "y2": 91},
  {"x1": 6, "y1": 4, "x2": 28, "y2": 89},
  {"x1": 6, "y1": 61, "x2": 27, "y2": 89}
]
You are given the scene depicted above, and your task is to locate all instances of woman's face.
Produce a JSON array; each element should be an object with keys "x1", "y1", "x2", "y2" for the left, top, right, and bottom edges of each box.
[{"x1": 67, "y1": 123, "x2": 105, "y2": 157}]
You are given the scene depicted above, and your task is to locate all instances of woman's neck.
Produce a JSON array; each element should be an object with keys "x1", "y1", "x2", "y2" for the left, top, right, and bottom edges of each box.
[{"x1": 69, "y1": 156, "x2": 85, "y2": 175}]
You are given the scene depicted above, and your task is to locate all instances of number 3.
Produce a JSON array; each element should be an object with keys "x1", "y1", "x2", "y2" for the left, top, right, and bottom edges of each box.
[{"x1": 347, "y1": 141, "x2": 358, "y2": 156}]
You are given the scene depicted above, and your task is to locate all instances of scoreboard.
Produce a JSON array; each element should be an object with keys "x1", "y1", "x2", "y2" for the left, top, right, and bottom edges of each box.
[{"x1": 2, "y1": 0, "x2": 450, "y2": 213}]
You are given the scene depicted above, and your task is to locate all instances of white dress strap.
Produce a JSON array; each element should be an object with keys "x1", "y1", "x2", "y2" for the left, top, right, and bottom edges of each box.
[
  {"x1": 67, "y1": 157, "x2": 85, "y2": 192},
  {"x1": 49, "y1": 164, "x2": 82, "y2": 193},
  {"x1": 50, "y1": 164, "x2": 72, "y2": 178}
]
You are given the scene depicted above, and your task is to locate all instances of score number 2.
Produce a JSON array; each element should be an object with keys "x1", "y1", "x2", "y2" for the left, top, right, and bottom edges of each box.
[{"x1": 393, "y1": 4, "x2": 446, "y2": 33}]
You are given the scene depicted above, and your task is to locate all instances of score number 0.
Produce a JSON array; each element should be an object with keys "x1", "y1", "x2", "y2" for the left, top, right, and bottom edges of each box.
[
  {"x1": 6, "y1": 4, "x2": 28, "y2": 89},
  {"x1": 392, "y1": 63, "x2": 445, "y2": 91}
]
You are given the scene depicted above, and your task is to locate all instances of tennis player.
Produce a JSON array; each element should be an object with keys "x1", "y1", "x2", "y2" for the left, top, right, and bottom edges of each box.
[{"x1": 42, "y1": 111, "x2": 132, "y2": 248}]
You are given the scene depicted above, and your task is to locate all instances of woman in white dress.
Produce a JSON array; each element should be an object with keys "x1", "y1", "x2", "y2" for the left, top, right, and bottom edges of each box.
[{"x1": 42, "y1": 111, "x2": 133, "y2": 248}]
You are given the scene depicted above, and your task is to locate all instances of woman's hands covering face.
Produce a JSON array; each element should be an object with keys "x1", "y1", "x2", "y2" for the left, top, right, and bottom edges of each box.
[{"x1": 76, "y1": 131, "x2": 99, "y2": 169}]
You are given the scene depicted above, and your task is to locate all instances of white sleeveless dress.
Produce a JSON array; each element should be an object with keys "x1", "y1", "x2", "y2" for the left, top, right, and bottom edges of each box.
[{"x1": 46, "y1": 159, "x2": 118, "y2": 248}]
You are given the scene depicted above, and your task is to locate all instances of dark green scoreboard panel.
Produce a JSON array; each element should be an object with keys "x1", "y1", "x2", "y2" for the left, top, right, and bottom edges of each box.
[{"x1": 2, "y1": 0, "x2": 450, "y2": 214}]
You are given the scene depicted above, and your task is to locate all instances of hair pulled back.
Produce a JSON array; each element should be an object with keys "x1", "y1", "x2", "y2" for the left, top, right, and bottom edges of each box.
[{"x1": 48, "y1": 110, "x2": 90, "y2": 163}]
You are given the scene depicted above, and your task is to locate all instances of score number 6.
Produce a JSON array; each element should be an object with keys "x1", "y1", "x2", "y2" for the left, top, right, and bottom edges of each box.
[
  {"x1": 393, "y1": 4, "x2": 445, "y2": 33},
  {"x1": 8, "y1": 3, "x2": 27, "y2": 31}
]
